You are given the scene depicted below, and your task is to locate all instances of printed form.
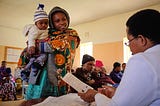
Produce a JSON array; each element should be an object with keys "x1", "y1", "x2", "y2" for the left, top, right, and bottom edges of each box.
[{"x1": 62, "y1": 73, "x2": 93, "y2": 93}]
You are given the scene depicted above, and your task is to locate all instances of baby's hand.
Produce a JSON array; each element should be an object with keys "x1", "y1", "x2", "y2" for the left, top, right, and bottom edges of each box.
[
  {"x1": 28, "y1": 46, "x2": 35, "y2": 54},
  {"x1": 57, "y1": 69, "x2": 62, "y2": 79},
  {"x1": 57, "y1": 69, "x2": 62, "y2": 74}
]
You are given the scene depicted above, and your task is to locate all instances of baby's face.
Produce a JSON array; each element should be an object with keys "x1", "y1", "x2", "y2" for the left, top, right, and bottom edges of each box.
[
  {"x1": 52, "y1": 12, "x2": 68, "y2": 31},
  {"x1": 36, "y1": 19, "x2": 48, "y2": 30}
]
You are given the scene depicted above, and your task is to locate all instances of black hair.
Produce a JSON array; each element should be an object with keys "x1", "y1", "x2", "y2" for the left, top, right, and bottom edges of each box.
[
  {"x1": 113, "y1": 62, "x2": 121, "y2": 69},
  {"x1": 2, "y1": 61, "x2": 6, "y2": 63},
  {"x1": 6, "y1": 68, "x2": 11, "y2": 74},
  {"x1": 1, "y1": 61, "x2": 6, "y2": 66},
  {"x1": 126, "y1": 9, "x2": 160, "y2": 44}
]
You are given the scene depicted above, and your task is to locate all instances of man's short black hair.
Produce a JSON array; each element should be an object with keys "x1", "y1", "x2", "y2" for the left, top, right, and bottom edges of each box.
[
  {"x1": 113, "y1": 62, "x2": 121, "y2": 69},
  {"x1": 126, "y1": 9, "x2": 160, "y2": 44}
]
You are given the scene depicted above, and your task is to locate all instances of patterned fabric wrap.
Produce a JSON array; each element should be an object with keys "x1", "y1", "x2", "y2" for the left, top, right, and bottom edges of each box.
[
  {"x1": 17, "y1": 47, "x2": 30, "y2": 68},
  {"x1": 24, "y1": 28, "x2": 80, "y2": 99},
  {"x1": 18, "y1": 38, "x2": 49, "y2": 83},
  {"x1": 47, "y1": 28, "x2": 80, "y2": 96},
  {"x1": 17, "y1": 47, "x2": 31, "y2": 83}
]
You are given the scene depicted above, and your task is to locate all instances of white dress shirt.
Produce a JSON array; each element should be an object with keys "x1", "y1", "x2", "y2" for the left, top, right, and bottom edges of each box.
[{"x1": 95, "y1": 44, "x2": 160, "y2": 106}]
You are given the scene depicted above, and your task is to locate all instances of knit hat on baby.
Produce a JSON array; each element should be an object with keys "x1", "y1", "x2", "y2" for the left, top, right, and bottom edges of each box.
[{"x1": 34, "y1": 4, "x2": 48, "y2": 23}]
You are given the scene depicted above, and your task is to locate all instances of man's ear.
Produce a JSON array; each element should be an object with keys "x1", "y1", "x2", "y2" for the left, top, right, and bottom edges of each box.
[{"x1": 138, "y1": 35, "x2": 147, "y2": 46}]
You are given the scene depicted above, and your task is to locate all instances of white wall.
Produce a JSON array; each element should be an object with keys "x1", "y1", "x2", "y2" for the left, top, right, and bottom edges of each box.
[
  {"x1": 0, "y1": 26, "x2": 26, "y2": 48},
  {"x1": 0, "y1": 4, "x2": 160, "y2": 48},
  {"x1": 73, "y1": 4, "x2": 160, "y2": 44}
]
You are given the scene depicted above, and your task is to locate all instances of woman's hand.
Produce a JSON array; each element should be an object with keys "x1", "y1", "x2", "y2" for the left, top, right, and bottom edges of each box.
[
  {"x1": 88, "y1": 79, "x2": 95, "y2": 85},
  {"x1": 98, "y1": 85, "x2": 116, "y2": 98},
  {"x1": 78, "y1": 89, "x2": 97, "y2": 103}
]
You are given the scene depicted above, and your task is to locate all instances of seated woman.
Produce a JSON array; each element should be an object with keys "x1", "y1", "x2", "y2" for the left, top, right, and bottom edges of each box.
[
  {"x1": 73, "y1": 54, "x2": 96, "y2": 90},
  {"x1": 91, "y1": 60, "x2": 115, "y2": 90},
  {"x1": 1, "y1": 68, "x2": 17, "y2": 101}
]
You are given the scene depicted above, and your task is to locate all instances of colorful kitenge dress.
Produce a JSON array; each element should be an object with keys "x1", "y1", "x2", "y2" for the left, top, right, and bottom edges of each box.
[{"x1": 19, "y1": 28, "x2": 80, "y2": 100}]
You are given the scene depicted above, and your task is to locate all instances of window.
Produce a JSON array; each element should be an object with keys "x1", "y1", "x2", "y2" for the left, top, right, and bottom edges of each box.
[
  {"x1": 80, "y1": 42, "x2": 93, "y2": 65},
  {"x1": 5, "y1": 46, "x2": 23, "y2": 64}
]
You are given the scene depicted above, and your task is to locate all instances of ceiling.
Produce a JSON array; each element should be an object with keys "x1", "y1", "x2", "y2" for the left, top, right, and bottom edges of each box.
[{"x1": 0, "y1": 0, "x2": 160, "y2": 31}]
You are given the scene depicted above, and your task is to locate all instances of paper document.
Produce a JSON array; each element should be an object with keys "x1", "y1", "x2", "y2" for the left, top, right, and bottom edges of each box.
[
  {"x1": 33, "y1": 93, "x2": 96, "y2": 106},
  {"x1": 62, "y1": 73, "x2": 93, "y2": 93}
]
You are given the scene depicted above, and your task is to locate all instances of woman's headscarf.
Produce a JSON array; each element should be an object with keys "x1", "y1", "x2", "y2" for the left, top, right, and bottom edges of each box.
[{"x1": 48, "y1": 6, "x2": 70, "y2": 29}]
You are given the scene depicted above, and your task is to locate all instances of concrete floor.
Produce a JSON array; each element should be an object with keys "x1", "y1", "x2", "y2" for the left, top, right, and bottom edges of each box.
[
  {"x1": 0, "y1": 90, "x2": 24, "y2": 106},
  {"x1": 0, "y1": 99, "x2": 24, "y2": 106}
]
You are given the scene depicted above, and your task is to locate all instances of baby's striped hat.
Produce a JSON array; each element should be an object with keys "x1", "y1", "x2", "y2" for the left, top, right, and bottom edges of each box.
[{"x1": 34, "y1": 4, "x2": 48, "y2": 23}]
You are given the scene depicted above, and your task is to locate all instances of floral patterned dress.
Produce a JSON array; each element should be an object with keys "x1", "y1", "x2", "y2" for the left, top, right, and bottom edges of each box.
[
  {"x1": 1, "y1": 78, "x2": 17, "y2": 101},
  {"x1": 19, "y1": 28, "x2": 80, "y2": 100}
]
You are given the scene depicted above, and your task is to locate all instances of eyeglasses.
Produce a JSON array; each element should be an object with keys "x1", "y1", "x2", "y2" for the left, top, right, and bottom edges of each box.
[{"x1": 125, "y1": 37, "x2": 137, "y2": 46}]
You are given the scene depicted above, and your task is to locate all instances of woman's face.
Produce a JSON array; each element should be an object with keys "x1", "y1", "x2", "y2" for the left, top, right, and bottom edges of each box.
[{"x1": 52, "y1": 12, "x2": 68, "y2": 31}]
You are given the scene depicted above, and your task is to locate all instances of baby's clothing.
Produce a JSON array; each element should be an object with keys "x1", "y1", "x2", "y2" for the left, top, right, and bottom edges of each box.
[
  {"x1": 21, "y1": 24, "x2": 49, "y2": 84},
  {"x1": 23, "y1": 24, "x2": 48, "y2": 48}
]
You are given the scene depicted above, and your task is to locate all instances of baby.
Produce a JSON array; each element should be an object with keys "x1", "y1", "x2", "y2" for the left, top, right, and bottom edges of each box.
[{"x1": 21, "y1": 4, "x2": 49, "y2": 84}]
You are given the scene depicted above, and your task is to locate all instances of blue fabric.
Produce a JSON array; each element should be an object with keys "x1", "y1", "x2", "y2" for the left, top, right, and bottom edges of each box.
[
  {"x1": 39, "y1": 42, "x2": 52, "y2": 53},
  {"x1": 25, "y1": 67, "x2": 58, "y2": 100},
  {"x1": 40, "y1": 42, "x2": 45, "y2": 53}
]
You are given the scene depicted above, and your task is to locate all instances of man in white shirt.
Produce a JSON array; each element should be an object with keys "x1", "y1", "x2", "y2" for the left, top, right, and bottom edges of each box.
[{"x1": 78, "y1": 9, "x2": 160, "y2": 106}]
